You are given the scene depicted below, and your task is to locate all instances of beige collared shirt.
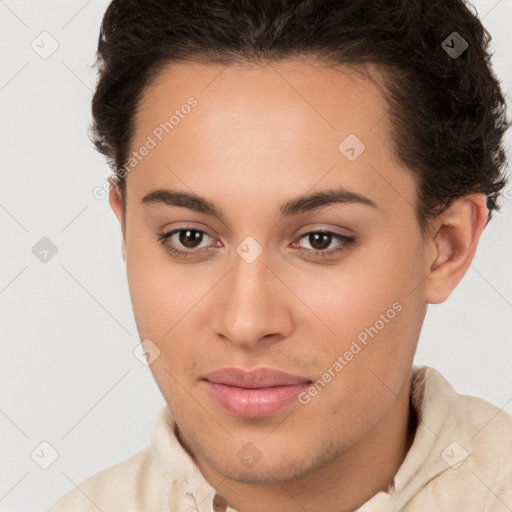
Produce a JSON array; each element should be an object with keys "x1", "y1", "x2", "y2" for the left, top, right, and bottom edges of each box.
[{"x1": 48, "y1": 366, "x2": 512, "y2": 511}]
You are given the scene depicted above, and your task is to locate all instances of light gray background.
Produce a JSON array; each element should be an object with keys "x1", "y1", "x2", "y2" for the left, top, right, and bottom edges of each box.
[{"x1": 1, "y1": 1, "x2": 511, "y2": 510}]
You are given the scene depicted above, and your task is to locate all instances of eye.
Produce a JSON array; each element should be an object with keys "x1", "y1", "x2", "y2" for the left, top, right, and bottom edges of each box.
[
  {"x1": 155, "y1": 228, "x2": 356, "y2": 260},
  {"x1": 156, "y1": 228, "x2": 216, "y2": 258},
  {"x1": 294, "y1": 230, "x2": 356, "y2": 259}
]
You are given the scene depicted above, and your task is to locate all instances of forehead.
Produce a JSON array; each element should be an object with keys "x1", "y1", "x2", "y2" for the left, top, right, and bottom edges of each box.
[
  {"x1": 128, "y1": 59, "x2": 416, "y2": 221},
  {"x1": 136, "y1": 58, "x2": 390, "y2": 143}
]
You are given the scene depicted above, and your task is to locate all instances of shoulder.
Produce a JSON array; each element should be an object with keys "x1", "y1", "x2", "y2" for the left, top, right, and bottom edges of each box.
[
  {"x1": 407, "y1": 368, "x2": 512, "y2": 510},
  {"x1": 456, "y1": 390, "x2": 512, "y2": 457},
  {"x1": 428, "y1": 367, "x2": 512, "y2": 478},
  {"x1": 419, "y1": 366, "x2": 512, "y2": 450},
  {"x1": 458, "y1": 391, "x2": 512, "y2": 497},
  {"x1": 47, "y1": 446, "x2": 169, "y2": 512}
]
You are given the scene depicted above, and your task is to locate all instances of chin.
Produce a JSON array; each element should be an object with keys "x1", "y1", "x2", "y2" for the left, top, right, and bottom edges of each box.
[
  {"x1": 209, "y1": 454, "x2": 314, "y2": 484},
  {"x1": 199, "y1": 437, "x2": 335, "y2": 485}
]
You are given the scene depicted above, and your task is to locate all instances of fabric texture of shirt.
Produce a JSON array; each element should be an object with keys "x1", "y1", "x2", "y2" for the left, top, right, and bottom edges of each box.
[{"x1": 48, "y1": 365, "x2": 512, "y2": 511}]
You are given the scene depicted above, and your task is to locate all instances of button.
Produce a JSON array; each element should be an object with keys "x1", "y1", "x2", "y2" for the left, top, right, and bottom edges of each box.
[{"x1": 212, "y1": 493, "x2": 228, "y2": 512}]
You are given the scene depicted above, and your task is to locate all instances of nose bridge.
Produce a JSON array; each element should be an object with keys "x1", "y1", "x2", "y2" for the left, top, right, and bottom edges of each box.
[{"x1": 214, "y1": 247, "x2": 291, "y2": 347}]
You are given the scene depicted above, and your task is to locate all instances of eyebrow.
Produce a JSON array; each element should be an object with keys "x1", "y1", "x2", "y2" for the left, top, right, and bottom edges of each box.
[{"x1": 141, "y1": 186, "x2": 378, "y2": 221}]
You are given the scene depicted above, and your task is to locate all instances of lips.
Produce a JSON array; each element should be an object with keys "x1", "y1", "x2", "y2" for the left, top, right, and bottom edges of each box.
[{"x1": 202, "y1": 367, "x2": 312, "y2": 418}]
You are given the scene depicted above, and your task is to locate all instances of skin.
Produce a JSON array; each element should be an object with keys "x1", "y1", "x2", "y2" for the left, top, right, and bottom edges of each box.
[{"x1": 109, "y1": 58, "x2": 488, "y2": 512}]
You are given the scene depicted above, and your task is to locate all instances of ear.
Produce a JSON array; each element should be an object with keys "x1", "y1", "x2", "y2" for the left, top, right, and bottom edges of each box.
[
  {"x1": 108, "y1": 177, "x2": 126, "y2": 260},
  {"x1": 423, "y1": 193, "x2": 489, "y2": 304}
]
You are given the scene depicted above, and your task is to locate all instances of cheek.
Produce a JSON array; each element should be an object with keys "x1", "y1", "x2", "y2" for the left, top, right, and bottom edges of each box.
[
  {"x1": 297, "y1": 236, "x2": 423, "y2": 386},
  {"x1": 125, "y1": 261, "x2": 166, "y2": 334},
  {"x1": 123, "y1": 228, "x2": 202, "y2": 405},
  {"x1": 124, "y1": 226, "x2": 188, "y2": 333},
  {"x1": 288, "y1": 245, "x2": 409, "y2": 338},
  {"x1": 124, "y1": 243, "x2": 214, "y2": 376}
]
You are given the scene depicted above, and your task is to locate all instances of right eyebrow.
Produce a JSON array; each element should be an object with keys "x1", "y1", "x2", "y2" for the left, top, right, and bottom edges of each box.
[{"x1": 141, "y1": 188, "x2": 223, "y2": 218}]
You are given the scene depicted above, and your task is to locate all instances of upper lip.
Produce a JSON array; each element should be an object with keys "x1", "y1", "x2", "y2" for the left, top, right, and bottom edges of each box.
[{"x1": 203, "y1": 367, "x2": 311, "y2": 389}]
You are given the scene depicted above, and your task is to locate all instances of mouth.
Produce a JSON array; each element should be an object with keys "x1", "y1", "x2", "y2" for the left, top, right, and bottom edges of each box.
[{"x1": 202, "y1": 367, "x2": 312, "y2": 418}]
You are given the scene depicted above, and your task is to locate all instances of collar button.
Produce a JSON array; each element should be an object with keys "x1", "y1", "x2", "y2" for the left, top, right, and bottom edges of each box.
[{"x1": 212, "y1": 492, "x2": 228, "y2": 512}]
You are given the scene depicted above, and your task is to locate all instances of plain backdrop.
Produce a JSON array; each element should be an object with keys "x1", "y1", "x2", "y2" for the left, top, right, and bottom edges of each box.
[{"x1": 1, "y1": 1, "x2": 511, "y2": 510}]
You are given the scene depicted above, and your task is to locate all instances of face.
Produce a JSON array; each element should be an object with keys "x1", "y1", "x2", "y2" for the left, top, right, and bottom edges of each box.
[{"x1": 110, "y1": 59, "x2": 433, "y2": 484}]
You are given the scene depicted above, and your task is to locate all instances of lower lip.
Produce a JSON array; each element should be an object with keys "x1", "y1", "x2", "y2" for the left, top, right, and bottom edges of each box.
[{"x1": 203, "y1": 381, "x2": 310, "y2": 418}]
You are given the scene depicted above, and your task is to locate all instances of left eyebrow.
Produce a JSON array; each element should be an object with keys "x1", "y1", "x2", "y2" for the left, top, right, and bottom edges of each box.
[
  {"x1": 280, "y1": 187, "x2": 378, "y2": 216},
  {"x1": 140, "y1": 186, "x2": 378, "y2": 221}
]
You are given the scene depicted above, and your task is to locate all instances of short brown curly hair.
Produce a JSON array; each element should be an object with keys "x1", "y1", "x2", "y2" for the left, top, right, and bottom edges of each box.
[{"x1": 90, "y1": 0, "x2": 510, "y2": 235}]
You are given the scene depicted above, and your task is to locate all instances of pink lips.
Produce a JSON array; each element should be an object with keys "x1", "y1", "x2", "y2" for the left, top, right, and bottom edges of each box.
[{"x1": 202, "y1": 367, "x2": 311, "y2": 418}]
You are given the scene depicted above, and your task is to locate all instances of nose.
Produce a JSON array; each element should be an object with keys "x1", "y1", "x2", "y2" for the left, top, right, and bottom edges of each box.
[{"x1": 211, "y1": 250, "x2": 294, "y2": 350}]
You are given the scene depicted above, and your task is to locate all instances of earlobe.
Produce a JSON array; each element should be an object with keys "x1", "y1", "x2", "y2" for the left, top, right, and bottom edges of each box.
[{"x1": 423, "y1": 194, "x2": 488, "y2": 304}]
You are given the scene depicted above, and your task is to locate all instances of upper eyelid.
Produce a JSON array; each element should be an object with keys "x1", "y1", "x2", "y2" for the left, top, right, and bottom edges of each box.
[{"x1": 164, "y1": 228, "x2": 214, "y2": 245}]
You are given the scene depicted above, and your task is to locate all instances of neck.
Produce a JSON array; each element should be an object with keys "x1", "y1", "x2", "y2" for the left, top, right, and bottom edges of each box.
[{"x1": 191, "y1": 375, "x2": 417, "y2": 512}]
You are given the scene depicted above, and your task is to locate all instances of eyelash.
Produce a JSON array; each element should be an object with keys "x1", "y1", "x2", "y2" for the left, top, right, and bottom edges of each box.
[{"x1": 155, "y1": 228, "x2": 356, "y2": 260}]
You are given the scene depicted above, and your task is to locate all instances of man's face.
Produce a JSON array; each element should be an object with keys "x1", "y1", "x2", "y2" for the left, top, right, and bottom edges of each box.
[{"x1": 113, "y1": 59, "x2": 431, "y2": 483}]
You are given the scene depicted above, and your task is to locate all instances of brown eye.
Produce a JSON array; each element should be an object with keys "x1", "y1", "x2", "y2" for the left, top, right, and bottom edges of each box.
[
  {"x1": 298, "y1": 231, "x2": 340, "y2": 251},
  {"x1": 296, "y1": 230, "x2": 356, "y2": 259},
  {"x1": 178, "y1": 229, "x2": 204, "y2": 248},
  {"x1": 307, "y1": 232, "x2": 332, "y2": 251},
  {"x1": 156, "y1": 228, "x2": 215, "y2": 258}
]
